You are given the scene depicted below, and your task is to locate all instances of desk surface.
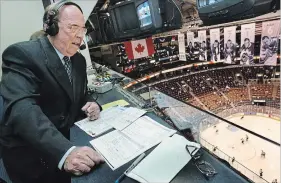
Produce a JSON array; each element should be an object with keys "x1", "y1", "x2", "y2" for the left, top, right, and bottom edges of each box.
[{"x1": 71, "y1": 88, "x2": 250, "y2": 183}]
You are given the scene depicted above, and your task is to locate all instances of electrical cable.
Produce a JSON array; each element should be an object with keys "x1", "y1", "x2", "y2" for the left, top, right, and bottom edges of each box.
[
  {"x1": 168, "y1": 0, "x2": 175, "y2": 23},
  {"x1": 171, "y1": 0, "x2": 184, "y2": 19}
]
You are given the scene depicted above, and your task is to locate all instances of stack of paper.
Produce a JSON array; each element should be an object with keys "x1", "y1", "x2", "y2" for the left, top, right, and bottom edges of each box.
[
  {"x1": 75, "y1": 106, "x2": 146, "y2": 137},
  {"x1": 126, "y1": 134, "x2": 201, "y2": 183},
  {"x1": 109, "y1": 107, "x2": 147, "y2": 130},
  {"x1": 90, "y1": 116, "x2": 177, "y2": 170},
  {"x1": 75, "y1": 106, "x2": 126, "y2": 137}
]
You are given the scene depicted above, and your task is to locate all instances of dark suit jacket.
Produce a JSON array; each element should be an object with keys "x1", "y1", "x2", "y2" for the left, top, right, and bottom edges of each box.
[{"x1": 0, "y1": 36, "x2": 95, "y2": 164}]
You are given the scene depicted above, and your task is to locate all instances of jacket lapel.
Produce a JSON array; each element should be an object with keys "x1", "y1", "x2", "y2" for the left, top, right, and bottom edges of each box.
[{"x1": 40, "y1": 37, "x2": 74, "y2": 102}]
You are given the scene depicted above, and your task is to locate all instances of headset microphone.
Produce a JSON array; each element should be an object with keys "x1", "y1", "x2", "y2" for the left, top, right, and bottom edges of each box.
[{"x1": 80, "y1": 40, "x2": 86, "y2": 50}]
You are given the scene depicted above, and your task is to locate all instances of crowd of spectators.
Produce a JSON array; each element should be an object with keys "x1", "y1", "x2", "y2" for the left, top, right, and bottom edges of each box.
[
  {"x1": 131, "y1": 65, "x2": 280, "y2": 112},
  {"x1": 250, "y1": 84, "x2": 274, "y2": 100},
  {"x1": 276, "y1": 87, "x2": 280, "y2": 100}
]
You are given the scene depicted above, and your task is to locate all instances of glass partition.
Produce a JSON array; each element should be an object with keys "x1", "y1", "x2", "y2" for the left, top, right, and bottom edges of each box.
[
  {"x1": 90, "y1": 65, "x2": 280, "y2": 183},
  {"x1": 124, "y1": 86, "x2": 279, "y2": 183}
]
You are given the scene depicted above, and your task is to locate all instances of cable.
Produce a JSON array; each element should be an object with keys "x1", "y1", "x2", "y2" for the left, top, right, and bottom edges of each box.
[
  {"x1": 100, "y1": 17, "x2": 108, "y2": 42},
  {"x1": 171, "y1": 0, "x2": 183, "y2": 19},
  {"x1": 168, "y1": 0, "x2": 175, "y2": 23}
]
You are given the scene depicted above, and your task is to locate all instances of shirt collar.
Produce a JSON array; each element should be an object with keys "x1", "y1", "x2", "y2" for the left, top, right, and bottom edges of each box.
[
  {"x1": 53, "y1": 46, "x2": 65, "y2": 60},
  {"x1": 51, "y1": 43, "x2": 71, "y2": 61}
]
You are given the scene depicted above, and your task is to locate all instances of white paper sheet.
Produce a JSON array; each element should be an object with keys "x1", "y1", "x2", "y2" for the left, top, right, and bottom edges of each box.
[
  {"x1": 75, "y1": 106, "x2": 126, "y2": 137},
  {"x1": 90, "y1": 116, "x2": 176, "y2": 170},
  {"x1": 75, "y1": 118, "x2": 112, "y2": 137},
  {"x1": 122, "y1": 116, "x2": 177, "y2": 147},
  {"x1": 90, "y1": 130, "x2": 144, "y2": 170},
  {"x1": 108, "y1": 107, "x2": 147, "y2": 130},
  {"x1": 126, "y1": 134, "x2": 201, "y2": 183}
]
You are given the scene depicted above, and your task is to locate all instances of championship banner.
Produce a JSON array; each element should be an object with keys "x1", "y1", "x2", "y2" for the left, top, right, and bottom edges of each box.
[
  {"x1": 210, "y1": 28, "x2": 220, "y2": 62},
  {"x1": 178, "y1": 33, "x2": 186, "y2": 61},
  {"x1": 198, "y1": 30, "x2": 207, "y2": 61},
  {"x1": 186, "y1": 32, "x2": 194, "y2": 57},
  {"x1": 224, "y1": 26, "x2": 237, "y2": 64},
  {"x1": 240, "y1": 23, "x2": 255, "y2": 65},
  {"x1": 260, "y1": 20, "x2": 280, "y2": 65}
]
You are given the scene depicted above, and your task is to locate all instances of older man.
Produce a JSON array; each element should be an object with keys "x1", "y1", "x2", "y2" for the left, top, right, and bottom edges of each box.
[{"x1": 0, "y1": 1, "x2": 104, "y2": 183}]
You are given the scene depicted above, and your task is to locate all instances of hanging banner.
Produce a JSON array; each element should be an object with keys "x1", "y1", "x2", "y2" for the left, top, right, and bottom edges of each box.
[
  {"x1": 210, "y1": 28, "x2": 220, "y2": 62},
  {"x1": 198, "y1": 30, "x2": 207, "y2": 61},
  {"x1": 178, "y1": 33, "x2": 186, "y2": 61},
  {"x1": 240, "y1": 23, "x2": 255, "y2": 65},
  {"x1": 186, "y1": 32, "x2": 194, "y2": 58},
  {"x1": 260, "y1": 20, "x2": 280, "y2": 65},
  {"x1": 224, "y1": 26, "x2": 237, "y2": 64}
]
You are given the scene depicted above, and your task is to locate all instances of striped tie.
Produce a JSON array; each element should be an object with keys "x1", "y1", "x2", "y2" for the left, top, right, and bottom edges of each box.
[{"x1": 63, "y1": 56, "x2": 72, "y2": 85}]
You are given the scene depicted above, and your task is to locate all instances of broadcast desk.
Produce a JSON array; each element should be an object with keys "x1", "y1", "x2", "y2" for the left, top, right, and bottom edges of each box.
[{"x1": 71, "y1": 88, "x2": 250, "y2": 183}]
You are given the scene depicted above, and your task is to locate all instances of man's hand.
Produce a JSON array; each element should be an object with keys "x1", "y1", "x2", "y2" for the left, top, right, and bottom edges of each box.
[
  {"x1": 63, "y1": 146, "x2": 104, "y2": 175},
  {"x1": 82, "y1": 102, "x2": 100, "y2": 120}
]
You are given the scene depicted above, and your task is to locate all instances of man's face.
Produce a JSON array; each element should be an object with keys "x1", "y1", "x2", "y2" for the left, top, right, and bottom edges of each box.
[
  {"x1": 244, "y1": 40, "x2": 250, "y2": 48},
  {"x1": 202, "y1": 42, "x2": 206, "y2": 47},
  {"x1": 227, "y1": 40, "x2": 232, "y2": 47},
  {"x1": 262, "y1": 37, "x2": 270, "y2": 46},
  {"x1": 214, "y1": 42, "x2": 218, "y2": 47},
  {"x1": 55, "y1": 5, "x2": 86, "y2": 56}
]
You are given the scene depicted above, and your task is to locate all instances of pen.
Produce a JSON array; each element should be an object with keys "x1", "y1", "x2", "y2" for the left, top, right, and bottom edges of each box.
[{"x1": 114, "y1": 153, "x2": 146, "y2": 183}]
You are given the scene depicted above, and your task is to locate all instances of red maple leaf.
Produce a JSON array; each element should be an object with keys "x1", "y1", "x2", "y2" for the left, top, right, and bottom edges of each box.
[{"x1": 135, "y1": 43, "x2": 145, "y2": 54}]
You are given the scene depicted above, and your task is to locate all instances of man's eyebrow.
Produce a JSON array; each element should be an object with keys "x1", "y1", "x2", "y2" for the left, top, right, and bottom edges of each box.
[{"x1": 71, "y1": 23, "x2": 86, "y2": 28}]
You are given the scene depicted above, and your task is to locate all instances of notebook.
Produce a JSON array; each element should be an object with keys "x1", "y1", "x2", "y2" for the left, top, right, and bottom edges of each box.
[{"x1": 126, "y1": 134, "x2": 201, "y2": 183}]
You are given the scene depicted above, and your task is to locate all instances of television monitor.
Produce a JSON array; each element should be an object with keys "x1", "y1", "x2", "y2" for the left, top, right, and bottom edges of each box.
[
  {"x1": 135, "y1": 0, "x2": 163, "y2": 32},
  {"x1": 106, "y1": 0, "x2": 182, "y2": 42},
  {"x1": 137, "y1": 1, "x2": 152, "y2": 28},
  {"x1": 109, "y1": 1, "x2": 140, "y2": 40},
  {"x1": 198, "y1": 0, "x2": 224, "y2": 7},
  {"x1": 197, "y1": 0, "x2": 279, "y2": 25}
]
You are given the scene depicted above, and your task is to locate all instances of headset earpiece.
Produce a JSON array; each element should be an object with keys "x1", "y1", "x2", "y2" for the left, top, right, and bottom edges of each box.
[{"x1": 44, "y1": 9, "x2": 59, "y2": 36}]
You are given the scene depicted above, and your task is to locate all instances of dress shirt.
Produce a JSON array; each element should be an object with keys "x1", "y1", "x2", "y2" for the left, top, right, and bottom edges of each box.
[{"x1": 52, "y1": 46, "x2": 76, "y2": 170}]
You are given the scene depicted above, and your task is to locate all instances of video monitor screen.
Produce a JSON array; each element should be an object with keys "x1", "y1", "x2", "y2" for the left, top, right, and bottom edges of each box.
[
  {"x1": 198, "y1": 0, "x2": 224, "y2": 7},
  {"x1": 115, "y1": 3, "x2": 139, "y2": 31},
  {"x1": 137, "y1": 1, "x2": 152, "y2": 27}
]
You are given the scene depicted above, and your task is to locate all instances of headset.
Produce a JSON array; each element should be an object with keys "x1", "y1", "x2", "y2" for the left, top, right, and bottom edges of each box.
[{"x1": 43, "y1": 0, "x2": 83, "y2": 36}]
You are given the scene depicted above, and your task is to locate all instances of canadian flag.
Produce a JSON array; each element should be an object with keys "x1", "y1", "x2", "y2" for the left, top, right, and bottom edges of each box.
[{"x1": 124, "y1": 37, "x2": 155, "y2": 60}]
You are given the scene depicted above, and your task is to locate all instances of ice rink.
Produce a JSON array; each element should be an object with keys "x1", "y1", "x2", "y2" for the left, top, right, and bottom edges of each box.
[{"x1": 201, "y1": 115, "x2": 280, "y2": 183}]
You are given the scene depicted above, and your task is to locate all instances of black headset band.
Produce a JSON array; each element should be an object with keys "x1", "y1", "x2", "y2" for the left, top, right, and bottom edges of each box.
[{"x1": 52, "y1": 0, "x2": 83, "y2": 15}]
